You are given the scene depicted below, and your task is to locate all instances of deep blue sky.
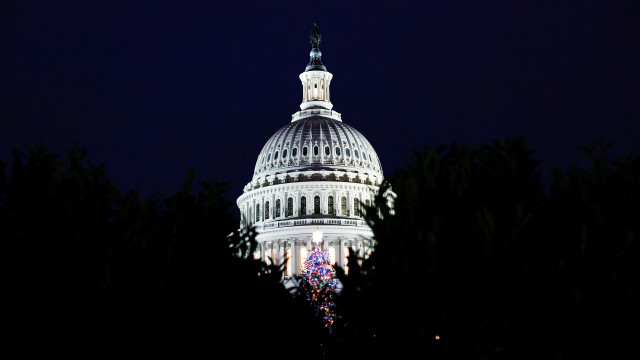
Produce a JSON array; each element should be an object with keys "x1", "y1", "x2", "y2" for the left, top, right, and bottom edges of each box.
[{"x1": 2, "y1": 1, "x2": 639, "y2": 202}]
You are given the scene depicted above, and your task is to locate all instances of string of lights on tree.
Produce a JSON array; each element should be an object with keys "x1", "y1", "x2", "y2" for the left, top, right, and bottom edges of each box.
[{"x1": 300, "y1": 230, "x2": 338, "y2": 332}]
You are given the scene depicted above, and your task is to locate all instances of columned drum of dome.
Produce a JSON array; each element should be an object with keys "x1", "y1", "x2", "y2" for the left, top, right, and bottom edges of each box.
[{"x1": 237, "y1": 25, "x2": 385, "y2": 276}]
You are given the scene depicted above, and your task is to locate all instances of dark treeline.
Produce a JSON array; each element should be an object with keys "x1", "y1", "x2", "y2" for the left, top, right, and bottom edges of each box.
[
  {"x1": 2, "y1": 147, "x2": 316, "y2": 358},
  {"x1": 3, "y1": 139, "x2": 639, "y2": 358}
]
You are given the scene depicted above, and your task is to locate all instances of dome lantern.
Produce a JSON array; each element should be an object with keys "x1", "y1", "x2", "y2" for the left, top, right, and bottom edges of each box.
[{"x1": 299, "y1": 24, "x2": 334, "y2": 112}]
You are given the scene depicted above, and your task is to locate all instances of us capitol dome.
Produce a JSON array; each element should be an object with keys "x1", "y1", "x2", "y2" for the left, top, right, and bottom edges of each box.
[{"x1": 237, "y1": 25, "x2": 386, "y2": 276}]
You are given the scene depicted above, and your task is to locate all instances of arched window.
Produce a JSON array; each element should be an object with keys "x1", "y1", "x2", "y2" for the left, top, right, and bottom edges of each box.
[
  {"x1": 287, "y1": 197, "x2": 293, "y2": 217},
  {"x1": 314, "y1": 196, "x2": 320, "y2": 214},
  {"x1": 300, "y1": 247, "x2": 308, "y2": 272},
  {"x1": 265, "y1": 245, "x2": 272, "y2": 266},
  {"x1": 345, "y1": 148, "x2": 351, "y2": 157},
  {"x1": 313, "y1": 146, "x2": 319, "y2": 156},
  {"x1": 261, "y1": 156, "x2": 265, "y2": 164},
  {"x1": 265, "y1": 201, "x2": 270, "y2": 220},
  {"x1": 285, "y1": 248, "x2": 292, "y2": 276},
  {"x1": 329, "y1": 247, "x2": 336, "y2": 266},
  {"x1": 341, "y1": 196, "x2": 348, "y2": 216},
  {"x1": 274, "y1": 151, "x2": 279, "y2": 160},
  {"x1": 300, "y1": 196, "x2": 307, "y2": 215},
  {"x1": 256, "y1": 204, "x2": 260, "y2": 222},
  {"x1": 362, "y1": 151, "x2": 367, "y2": 161},
  {"x1": 354, "y1": 198, "x2": 359, "y2": 217},
  {"x1": 328, "y1": 196, "x2": 335, "y2": 215},
  {"x1": 354, "y1": 149, "x2": 359, "y2": 158},
  {"x1": 335, "y1": 147, "x2": 341, "y2": 156},
  {"x1": 303, "y1": 147, "x2": 308, "y2": 156},
  {"x1": 267, "y1": 153, "x2": 271, "y2": 162},
  {"x1": 276, "y1": 199, "x2": 281, "y2": 218},
  {"x1": 283, "y1": 148, "x2": 288, "y2": 158},
  {"x1": 324, "y1": 146, "x2": 330, "y2": 156},
  {"x1": 292, "y1": 147, "x2": 298, "y2": 157}
]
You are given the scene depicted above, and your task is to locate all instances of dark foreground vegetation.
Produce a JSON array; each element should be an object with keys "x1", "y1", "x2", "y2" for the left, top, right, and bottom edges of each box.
[{"x1": 3, "y1": 138, "x2": 639, "y2": 359}]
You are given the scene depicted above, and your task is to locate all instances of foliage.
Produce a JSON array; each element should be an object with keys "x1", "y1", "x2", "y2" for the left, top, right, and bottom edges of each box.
[
  {"x1": 3, "y1": 139, "x2": 639, "y2": 358},
  {"x1": 333, "y1": 137, "x2": 640, "y2": 358},
  {"x1": 3, "y1": 147, "x2": 311, "y2": 358}
]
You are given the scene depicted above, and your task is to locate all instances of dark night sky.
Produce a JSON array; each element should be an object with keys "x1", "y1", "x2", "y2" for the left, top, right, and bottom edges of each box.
[{"x1": 2, "y1": 1, "x2": 639, "y2": 202}]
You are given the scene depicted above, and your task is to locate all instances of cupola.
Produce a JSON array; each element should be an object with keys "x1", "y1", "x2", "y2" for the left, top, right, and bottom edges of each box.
[{"x1": 299, "y1": 24, "x2": 333, "y2": 111}]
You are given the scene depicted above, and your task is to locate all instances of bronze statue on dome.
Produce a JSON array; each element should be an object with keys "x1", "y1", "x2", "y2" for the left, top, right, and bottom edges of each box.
[{"x1": 310, "y1": 23, "x2": 321, "y2": 49}]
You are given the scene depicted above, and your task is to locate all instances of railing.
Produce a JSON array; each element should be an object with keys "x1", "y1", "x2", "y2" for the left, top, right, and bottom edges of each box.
[
  {"x1": 291, "y1": 109, "x2": 342, "y2": 121},
  {"x1": 256, "y1": 218, "x2": 367, "y2": 230}
]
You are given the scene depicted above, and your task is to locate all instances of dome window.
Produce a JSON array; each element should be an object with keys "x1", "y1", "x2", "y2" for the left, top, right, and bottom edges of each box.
[
  {"x1": 303, "y1": 147, "x2": 308, "y2": 156},
  {"x1": 267, "y1": 154, "x2": 271, "y2": 162},
  {"x1": 369, "y1": 153, "x2": 372, "y2": 161},
  {"x1": 324, "y1": 146, "x2": 330, "y2": 156},
  {"x1": 362, "y1": 151, "x2": 367, "y2": 161},
  {"x1": 354, "y1": 149, "x2": 360, "y2": 158},
  {"x1": 274, "y1": 151, "x2": 279, "y2": 160},
  {"x1": 341, "y1": 196, "x2": 348, "y2": 216},
  {"x1": 283, "y1": 149, "x2": 288, "y2": 158},
  {"x1": 345, "y1": 148, "x2": 351, "y2": 157},
  {"x1": 335, "y1": 147, "x2": 341, "y2": 156},
  {"x1": 292, "y1": 148, "x2": 298, "y2": 157},
  {"x1": 261, "y1": 156, "x2": 265, "y2": 164},
  {"x1": 300, "y1": 196, "x2": 307, "y2": 215},
  {"x1": 313, "y1": 146, "x2": 319, "y2": 156}
]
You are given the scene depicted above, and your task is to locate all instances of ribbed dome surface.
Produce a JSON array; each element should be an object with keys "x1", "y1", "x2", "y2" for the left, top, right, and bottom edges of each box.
[{"x1": 253, "y1": 116, "x2": 382, "y2": 179}]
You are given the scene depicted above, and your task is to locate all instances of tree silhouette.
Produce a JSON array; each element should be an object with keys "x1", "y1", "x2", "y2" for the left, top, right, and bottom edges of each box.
[
  {"x1": 4, "y1": 139, "x2": 639, "y2": 358},
  {"x1": 3, "y1": 147, "x2": 312, "y2": 358},
  {"x1": 334, "y1": 137, "x2": 639, "y2": 358}
]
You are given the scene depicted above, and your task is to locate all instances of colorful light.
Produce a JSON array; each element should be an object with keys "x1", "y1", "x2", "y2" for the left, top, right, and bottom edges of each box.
[{"x1": 301, "y1": 236, "x2": 338, "y2": 332}]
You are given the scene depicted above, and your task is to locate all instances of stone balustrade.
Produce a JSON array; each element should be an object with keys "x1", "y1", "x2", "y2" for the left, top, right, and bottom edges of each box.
[{"x1": 258, "y1": 218, "x2": 367, "y2": 230}]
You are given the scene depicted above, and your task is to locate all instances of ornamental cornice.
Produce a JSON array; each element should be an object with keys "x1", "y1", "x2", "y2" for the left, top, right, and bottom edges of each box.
[
  {"x1": 244, "y1": 169, "x2": 384, "y2": 193},
  {"x1": 237, "y1": 180, "x2": 379, "y2": 205},
  {"x1": 253, "y1": 165, "x2": 383, "y2": 181}
]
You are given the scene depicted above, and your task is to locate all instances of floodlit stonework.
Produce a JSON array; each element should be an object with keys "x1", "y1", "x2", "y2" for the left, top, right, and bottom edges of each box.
[{"x1": 237, "y1": 26, "x2": 385, "y2": 276}]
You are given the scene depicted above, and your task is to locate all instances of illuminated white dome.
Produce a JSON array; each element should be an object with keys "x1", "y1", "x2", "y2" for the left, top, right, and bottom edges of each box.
[{"x1": 237, "y1": 25, "x2": 385, "y2": 278}]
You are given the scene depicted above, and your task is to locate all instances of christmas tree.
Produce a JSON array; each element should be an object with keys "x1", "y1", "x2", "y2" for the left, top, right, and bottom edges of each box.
[{"x1": 301, "y1": 230, "x2": 338, "y2": 332}]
